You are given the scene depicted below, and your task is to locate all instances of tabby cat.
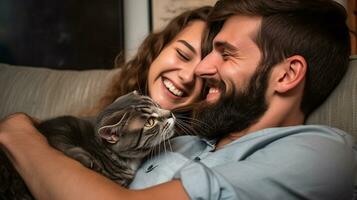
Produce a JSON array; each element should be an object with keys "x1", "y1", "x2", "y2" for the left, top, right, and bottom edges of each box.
[{"x1": 0, "y1": 91, "x2": 176, "y2": 199}]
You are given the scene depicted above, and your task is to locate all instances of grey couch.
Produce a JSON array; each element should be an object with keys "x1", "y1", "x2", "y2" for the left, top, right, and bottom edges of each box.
[{"x1": 0, "y1": 56, "x2": 356, "y2": 139}]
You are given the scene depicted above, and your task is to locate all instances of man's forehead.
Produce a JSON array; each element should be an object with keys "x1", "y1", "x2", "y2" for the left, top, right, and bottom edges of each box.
[{"x1": 214, "y1": 15, "x2": 262, "y2": 47}]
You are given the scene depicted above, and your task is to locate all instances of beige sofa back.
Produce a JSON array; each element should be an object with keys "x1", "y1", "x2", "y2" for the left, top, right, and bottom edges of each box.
[
  {"x1": 0, "y1": 56, "x2": 356, "y2": 138},
  {"x1": 306, "y1": 56, "x2": 357, "y2": 137},
  {"x1": 0, "y1": 63, "x2": 120, "y2": 119}
]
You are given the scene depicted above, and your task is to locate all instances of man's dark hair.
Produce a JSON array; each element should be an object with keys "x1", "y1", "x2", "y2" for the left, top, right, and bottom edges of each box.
[{"x1": 205, "y1": 0, "x2": 351, "y2": 116}]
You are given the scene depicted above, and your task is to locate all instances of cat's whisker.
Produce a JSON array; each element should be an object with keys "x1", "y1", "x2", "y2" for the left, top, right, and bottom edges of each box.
[
  {"x1": 152, "y1": 145, "x2": 157, "y2": 160},
  {"x1": 154, "y1": 143, "x2": 159, "y2": 159},
  {"x1": 149, "y1": 145, "x2": 156, "y2": 161},
  {"x1": 165, "y1": 130, "x2": 172, "y2": 153},
  {"x1": 175, "y1": 121, "x2": 193, "y2": 136},
  {"x1": 180, "y1": 119, "x2": 212, "y2": 130},
  {"x1": 164, "y1": 130, "x2": 170, "y2": 152},
  {"x1": 175, "y1": 115, "x2": 212, "y2": 128},
  {"x1": 175, "y1": 121, "x2": 211, "y2": 134},
  {"x1": 163, "y1": 141, "x2": 167, "y2": 155},
  {"x1": 158, "y1": 136, "x2": 163, "y2": 159},
  {"x1": 152, "y1": 146, "x2": 159, "y2": 160},
  {"x1": 162, "y1": 134, "x2": 167, "y2": 155},
  {"x1": 175, "y1": 119, "x2": 205, "y2": 136},
  {"x1": 180, "y1": 121, "x2": 210, "y2": 137},
  {"x1": 161, "y1": 131, "x2": 166, "y2": 152},
  {"x1": 167, "y1": 137, "x2": 173, "y2": 152},
  {"x1": 175, "y1": 121, "x2": 194, "y2": 135},
  {"x1": 177, "y1": 117, "x2": 212, "y2": 136}
]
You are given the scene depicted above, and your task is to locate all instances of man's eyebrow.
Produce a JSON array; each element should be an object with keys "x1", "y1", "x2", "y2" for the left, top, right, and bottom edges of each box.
[
  {"x1": 177, "y1": 40, "x2": 197, "y2": 55},
  {"x1": 214, "y1": 41, "x2": 238, "y2": 52}
]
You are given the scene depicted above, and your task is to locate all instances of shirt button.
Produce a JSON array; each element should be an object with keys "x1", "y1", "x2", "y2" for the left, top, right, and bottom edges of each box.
[{"x1": 145, "y1": 164, "x2": 158, "y2": 173}]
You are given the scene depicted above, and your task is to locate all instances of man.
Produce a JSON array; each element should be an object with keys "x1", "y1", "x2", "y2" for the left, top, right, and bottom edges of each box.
[{"x1": 0, "y1": 0, "x2": 354, "y2": 199}]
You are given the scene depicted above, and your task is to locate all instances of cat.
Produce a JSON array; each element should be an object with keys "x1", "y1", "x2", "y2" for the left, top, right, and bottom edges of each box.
[{"x1": 0, "y1": 91, "x2": 176, "y2": 199}]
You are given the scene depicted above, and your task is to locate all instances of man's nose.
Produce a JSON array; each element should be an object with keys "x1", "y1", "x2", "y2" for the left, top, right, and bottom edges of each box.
[{"x1": 194, "y1": 52, "x2": 219, "y2": 79}]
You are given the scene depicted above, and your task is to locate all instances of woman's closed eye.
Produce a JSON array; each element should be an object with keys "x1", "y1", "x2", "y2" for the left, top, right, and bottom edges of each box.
[{"x1": 176, "y1": 48, "x2": 191, "y2": 61}]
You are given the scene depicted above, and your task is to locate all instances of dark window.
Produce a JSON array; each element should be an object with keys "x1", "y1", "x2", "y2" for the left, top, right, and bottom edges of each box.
[{"x1": 0, "y1": 0, "x2": 124, "y2": 70}]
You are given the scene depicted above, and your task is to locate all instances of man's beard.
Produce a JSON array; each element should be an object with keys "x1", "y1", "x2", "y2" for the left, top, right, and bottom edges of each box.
[{"x1": 193, "y1": 69, "x2": 269, "y2": 140}]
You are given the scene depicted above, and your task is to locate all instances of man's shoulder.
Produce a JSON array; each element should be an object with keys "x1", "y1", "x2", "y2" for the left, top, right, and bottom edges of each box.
[
  {"x1": 241, "y1": 125, "x2": 353, "y2": 146},
  {"x1": 266, "y1": 125, "x2": 353, "y2": 148},
  {"x1": 225, "y1": 125, "x2": 355, "y2": 161},
  {"x1": 275, "y1": 125, "x2": 353, "y2": 145}
]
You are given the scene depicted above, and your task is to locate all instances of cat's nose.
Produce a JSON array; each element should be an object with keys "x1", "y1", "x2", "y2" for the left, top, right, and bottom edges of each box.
[{"x1": 161, "y1": 109, "x2": 172, "y2": 118}]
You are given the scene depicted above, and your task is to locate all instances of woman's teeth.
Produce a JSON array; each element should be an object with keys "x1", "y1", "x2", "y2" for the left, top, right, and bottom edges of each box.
[{"x1": 163, "y1": 79, "x2": 183, "y2": 97}]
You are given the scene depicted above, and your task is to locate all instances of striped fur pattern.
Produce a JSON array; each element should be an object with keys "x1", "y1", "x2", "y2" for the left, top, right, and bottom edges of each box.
[{"x1": 0, "y1": 91, "x2": 175, "y2": 199}]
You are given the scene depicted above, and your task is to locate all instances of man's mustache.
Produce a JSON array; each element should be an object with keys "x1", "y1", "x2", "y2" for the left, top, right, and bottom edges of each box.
[{"x1": 203, "y1": 78, "x2": 226, "y2": 95}]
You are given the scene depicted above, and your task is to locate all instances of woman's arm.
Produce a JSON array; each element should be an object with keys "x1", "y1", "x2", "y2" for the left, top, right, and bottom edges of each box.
[{"x1": 0, "y1": 113, "x2": 190, "y2": 200}]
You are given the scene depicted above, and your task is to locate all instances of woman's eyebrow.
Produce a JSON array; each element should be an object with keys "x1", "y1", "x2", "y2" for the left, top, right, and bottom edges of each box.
[{"x1": 177, "y1": 40, "x2": 197, "y2": 55}]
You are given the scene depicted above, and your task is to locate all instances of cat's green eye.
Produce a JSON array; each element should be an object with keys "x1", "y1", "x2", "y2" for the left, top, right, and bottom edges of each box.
[{"x1": 144, "y1": 117, "x2": 156, "y2": 128}]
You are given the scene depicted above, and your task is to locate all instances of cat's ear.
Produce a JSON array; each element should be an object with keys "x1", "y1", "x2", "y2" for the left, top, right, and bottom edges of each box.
[
  {"x1": 97, "y1": 125, "x2": 120, "y2": 144},
  {"x1": 97, "y1": 111, "x2": 128, "y2": 143},
  {"x1": 113, "y1": 90, "x2": 140, "y2": 103}
]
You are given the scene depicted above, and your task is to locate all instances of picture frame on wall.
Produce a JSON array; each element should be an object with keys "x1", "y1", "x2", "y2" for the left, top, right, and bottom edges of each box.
[{"x1": 149, "y1": 0, "x2": 217, "y2": 31}]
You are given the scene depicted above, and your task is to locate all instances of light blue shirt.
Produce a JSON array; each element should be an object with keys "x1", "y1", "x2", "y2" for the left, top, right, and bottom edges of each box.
[{"x1": 130, "y1": 125, "x2": 356, "y2": 200}]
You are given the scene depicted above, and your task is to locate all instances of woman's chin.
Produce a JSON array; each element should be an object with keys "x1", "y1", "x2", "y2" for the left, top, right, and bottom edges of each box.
[{"x1": 155, "y1": 99, "x2": 176, "y2": 110}]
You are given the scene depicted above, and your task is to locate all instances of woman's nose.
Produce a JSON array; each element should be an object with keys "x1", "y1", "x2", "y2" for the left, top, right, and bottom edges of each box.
[{"x1": 178, "y1": 64, "x2": 195, "y2": 85}]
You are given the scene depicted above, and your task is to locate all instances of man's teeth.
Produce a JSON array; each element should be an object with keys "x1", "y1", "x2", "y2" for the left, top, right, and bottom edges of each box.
[
  {"x1": 163, "y1": 79, "x2": 183, "y2": 97},
  {"x1": 209, "y1": 87, "x2": 219, "y2": 94}
]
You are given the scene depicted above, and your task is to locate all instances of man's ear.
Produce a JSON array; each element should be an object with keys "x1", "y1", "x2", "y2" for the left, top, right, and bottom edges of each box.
[{"x1": 274, "y1": 55, "x2": 307, "y2": 93}]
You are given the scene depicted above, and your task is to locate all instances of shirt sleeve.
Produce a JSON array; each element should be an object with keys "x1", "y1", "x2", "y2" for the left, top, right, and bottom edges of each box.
[{"x1": 173, "y1": 131, "x2": 355, "y2": 200}]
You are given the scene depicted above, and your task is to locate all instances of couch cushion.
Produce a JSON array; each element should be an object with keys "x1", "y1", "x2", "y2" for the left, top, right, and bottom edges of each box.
[
  {"x1": 0, "y1": 63, "x2": 120, "y2": 120},
  {"x1": 306, "y1": 56, "x2": 357, "y2": 138}
]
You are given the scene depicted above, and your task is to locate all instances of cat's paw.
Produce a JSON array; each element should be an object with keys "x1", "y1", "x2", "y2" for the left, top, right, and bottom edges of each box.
[{"x1": 65, "y1": 147, "x2": 100, "y2": 170}]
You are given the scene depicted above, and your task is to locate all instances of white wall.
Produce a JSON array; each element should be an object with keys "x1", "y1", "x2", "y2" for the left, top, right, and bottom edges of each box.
[{"x1": 123, "y1": 0, "x2": 150, "y2": 60}]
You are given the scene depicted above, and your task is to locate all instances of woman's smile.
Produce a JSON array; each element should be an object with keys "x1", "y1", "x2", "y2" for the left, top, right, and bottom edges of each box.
[{"x1": 162, "y1": 77, "x2": 184, "y2": 97}]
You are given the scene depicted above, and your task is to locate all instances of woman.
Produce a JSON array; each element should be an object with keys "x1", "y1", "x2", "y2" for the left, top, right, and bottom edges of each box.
[
  {"x1": 0, "y1": 6, "x2": 212, "y2": 200},
  {"x1": 89, "y1": 6, "x2": 212, "y2": 114}
]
